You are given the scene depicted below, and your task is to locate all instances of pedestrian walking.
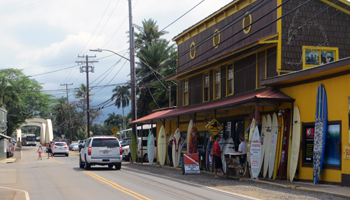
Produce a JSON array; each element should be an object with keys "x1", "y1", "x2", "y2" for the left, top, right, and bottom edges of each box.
[
  {"x1": 47, "y1": 142, "x2": 54, "y2": 159},
  {"x1": 37, "y1": 145, "x2": 43, "y2": 160}
]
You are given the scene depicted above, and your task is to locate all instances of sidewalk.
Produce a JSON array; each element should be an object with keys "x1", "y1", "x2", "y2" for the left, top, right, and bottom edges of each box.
[
  {"x1": 0, "y1": 147, "x2": 21, "y2": 164},
  {"x1": 133, "y1": 161, "x2": 350, "y2": 199}
]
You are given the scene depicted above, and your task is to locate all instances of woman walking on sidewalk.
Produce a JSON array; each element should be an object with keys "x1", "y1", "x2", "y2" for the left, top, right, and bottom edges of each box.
[{"x1": 37, "y1": 145, "x2": 43, "y2": 160}]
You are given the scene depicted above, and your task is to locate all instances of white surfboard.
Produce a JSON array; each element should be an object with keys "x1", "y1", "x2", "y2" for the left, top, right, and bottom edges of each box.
[
  {"x1": 221, "y1": 137, "x2": 234, "y2": 174},
  {"x1": 250, "y1": 125, "x2": 261, "y2": 179},
  {"x1": 158, "y1": 125, "x2": 166, "y2": 166},
  {"x1": 218, "y1": 137, "x2": 226, "y2": 173},
  {"x1": 263, "y1": 114, "x2": 272, "y2": 178},
  {"x1": 268, "y1": 113, "x2": 278, "y2": 179},
  {"x1": 172, "y1": 128, "x2": 181, "y2": 168},
  {"x1": 259, "y1": 116, "x2": 267, "y2": 175},
  {"x1": 147, "y1": 132, "x2": 155, "y2": 165},
  {"x1": 290, "y1": 106, "x2": 301, "y2": 182},
  {"x1": 186, "y1": 119, "x2": 193, "y2": 153}
]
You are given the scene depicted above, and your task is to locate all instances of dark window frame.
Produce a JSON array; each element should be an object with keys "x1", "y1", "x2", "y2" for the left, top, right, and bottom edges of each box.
[{"x1": 302, "y1": 121, "x2": 342, "y2": 170}]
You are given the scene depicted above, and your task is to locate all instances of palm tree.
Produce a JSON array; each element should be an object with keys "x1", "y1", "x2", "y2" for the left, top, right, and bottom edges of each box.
[
  {"x1": 75, "y1": 84, "x2": 88, "y2": 100},
  {"x1": 111, "y1": 86, "x2": 130, "y2": 130},
  {"x1": 134, "y1": 18, "x2": 168, "y2": 49}
]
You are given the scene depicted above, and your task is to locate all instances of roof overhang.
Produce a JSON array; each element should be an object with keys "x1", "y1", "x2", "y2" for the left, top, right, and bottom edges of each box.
[
  {"x1": 0, "y1": 133, "x2": 11, "y2": 139},
  {"x1": 130, "y1": 89, "x2": 294, "y2": 124},
  {"x1": 261, "y1": 57, "x2": 350, "y2": 88}
]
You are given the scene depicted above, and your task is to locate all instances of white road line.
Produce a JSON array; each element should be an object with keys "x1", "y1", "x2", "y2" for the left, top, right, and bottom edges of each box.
[{"x1": 0, "y1": 186, "x2": 30, "y2": 200}]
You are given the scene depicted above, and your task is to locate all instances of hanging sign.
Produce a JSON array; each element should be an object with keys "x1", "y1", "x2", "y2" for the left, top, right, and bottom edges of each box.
[
  {"x1": 205, "y1": 119, "x2": 223, "y2": 137},
  {"x1": 183, "y1": 153, "x2": 200, "y2": 174}
]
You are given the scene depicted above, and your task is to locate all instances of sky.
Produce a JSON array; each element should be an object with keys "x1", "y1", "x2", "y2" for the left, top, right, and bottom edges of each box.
[{"x1": 0, "y1": 0, "x2": 233, "y2": 123}]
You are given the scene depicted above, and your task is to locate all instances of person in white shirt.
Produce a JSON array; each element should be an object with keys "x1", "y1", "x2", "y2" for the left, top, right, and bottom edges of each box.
[
  {"x1": 37, "y1": 145, "x2": 43, "y2": 160},
  {"x1": 238, "y1": 137, "x2": 246, "y2": 154}
]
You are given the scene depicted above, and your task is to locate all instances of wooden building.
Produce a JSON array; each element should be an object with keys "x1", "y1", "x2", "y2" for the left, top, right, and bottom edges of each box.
[{"x1": 131, "y1": 0, "x2": 350, "y2": 185}]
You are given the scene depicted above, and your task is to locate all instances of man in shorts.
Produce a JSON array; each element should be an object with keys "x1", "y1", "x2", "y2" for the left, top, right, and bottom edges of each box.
[{"x1": 212, "y1": 135, "x2": 225, "y2": 178}]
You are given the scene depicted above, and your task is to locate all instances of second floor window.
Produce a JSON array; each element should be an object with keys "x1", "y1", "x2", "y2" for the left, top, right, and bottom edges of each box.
[
  {"x1": 214, "y1": 69, "x2": 221, "y2": 99},
  {"x1": 203, "y1": 73, "x2": 209, "y2": 102},
  {"x1": 227, "y1": 65, "x2": 233, "y2": 96},
  {"x1": 184, "y1": 80, "x2": 189, "y2": 105}
]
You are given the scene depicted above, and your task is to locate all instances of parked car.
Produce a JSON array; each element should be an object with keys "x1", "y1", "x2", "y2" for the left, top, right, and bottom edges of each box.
[
  {"x1": 120, "y1": 139, "x2": 131, "y2": 147},
  {"x1": 79, "y1": 136, "x2": 122, "y2": 170},
  {"x1": 69, "y1": 143, "x2": 79, "y2": 151},
  {"x1": 52, "y1": 142, "x2": 69, "y2": 157},
  {"x1": 122, "y1": 145, "x2": 130, "y2": 161}
]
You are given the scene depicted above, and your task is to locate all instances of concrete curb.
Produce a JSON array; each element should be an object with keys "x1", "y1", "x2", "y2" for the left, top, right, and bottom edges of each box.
[{"x1": 129, "y1": 162, "x2": 350, "y2": 199}]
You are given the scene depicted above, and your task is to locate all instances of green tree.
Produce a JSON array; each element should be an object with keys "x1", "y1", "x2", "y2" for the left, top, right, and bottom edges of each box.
[
  {"x1": 134, "y1": 18, "x2": 168, "y2": 49},
  {"x1": 111, "y1": 86, "x2": 130, "y2": 130},
  {"x1": 0, "y1": 69, "x2": 52, "y2": 135},
  {"x1": 104, "y1": 112, "x2": 124, "y2": 130}
]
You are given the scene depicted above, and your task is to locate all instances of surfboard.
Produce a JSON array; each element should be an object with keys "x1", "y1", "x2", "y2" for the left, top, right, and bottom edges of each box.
[
  {"x1": 268, "y1": 113, "x2": 278, "y2": 179},
  {"x1": 250, "y1": 125, "x2": 261, "y2": 179},
  {"x1": 290, "y1": 106, "x2": 301, "y2": 182},
  {"x1": 130, "y1": 133, "x2": 137, "y2": 162},
  {"x1": 172, "y1": 128, "x2": 181, "y2": 168},
  {"x1": 263, "y1": 114, "x2": 272, "y2": 178},
  {"x1": 278, "y1": 109, "x2": 291, "y2": 180},
  {"x1": 247, "y1": 118, "x2": 256, "y2": 177},
  {"x1": 189, "y1": 126, "x2": 198, "y2": 153},
  {"x1": 206, "y1": 139, "x2": 214, "y2": 172},
  {"x1": 157, "y1": 125, "x2": 166, "y2": 166},
  {"x1": 187, "y1": 120, "x2": 193, "y2": 153},
  {"x1": 147, "y1": 131, "x2": 155, "y2": 165},
  {"x1": 273, "y1": 114, "x2": 284, "y2": 179},
  {"x1": 313, "y1": 84, "x2": 328, "y2": 185},
  {"x1": 259, "y1": 116, "x2": 267, "y2": 176},
  {"x1": 218, "y1": 137, "x2": 226, "y2": 173}
]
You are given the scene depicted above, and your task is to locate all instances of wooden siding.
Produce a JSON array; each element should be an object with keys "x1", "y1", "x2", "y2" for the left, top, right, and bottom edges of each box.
[
  {"x1": 178, "y1": 81, "x2": 183, "y2": 107},
  {"x1": 267, "y1": 47, "x2": 278, "y2": 78},
  {"x1": 281, "y1": 0, "x2": 350, "y2": 71},
  {"x1": 189, "y1": 74, "x2": 203, "y2": 105},
  {"x1": 257, "y1": 51, "x2": 266, "y2": 88},
  {"x1": 234, "y1": 54, "x2": 256, "y2": 94},
  {"x1": 177, "y1": 0, "x2": 277, "y2": 74}
]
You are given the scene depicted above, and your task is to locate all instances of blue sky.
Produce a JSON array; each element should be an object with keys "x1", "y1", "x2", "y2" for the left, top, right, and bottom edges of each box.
[{"x1": 1, "y1": 0, "x2": 231, "y2": 123}]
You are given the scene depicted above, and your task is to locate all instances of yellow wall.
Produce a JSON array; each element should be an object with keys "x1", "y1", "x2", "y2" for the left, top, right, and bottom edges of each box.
[{"x1": 280, "y1": 74, "x2": 350, "y2": 183}]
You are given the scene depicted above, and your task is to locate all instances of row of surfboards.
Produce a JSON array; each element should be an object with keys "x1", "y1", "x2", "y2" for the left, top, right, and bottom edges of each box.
[{"x1": 246, "y1": 107, "x2": 300, "y2": 181}]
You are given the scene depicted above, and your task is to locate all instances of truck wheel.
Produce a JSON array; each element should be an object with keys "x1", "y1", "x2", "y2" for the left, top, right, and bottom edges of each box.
[
  {"x1": 84, "y1": 155, "x2": 91, "y2": 170},
  {"x1": 115, "y1": 163, "x2": 121, "y2": 170},
  {"x1": 79, "y1": 155, "x2": 84, "y2": 168},
  {"x1": 143, "y1": 154, "x2": 148, "y2": 162}
]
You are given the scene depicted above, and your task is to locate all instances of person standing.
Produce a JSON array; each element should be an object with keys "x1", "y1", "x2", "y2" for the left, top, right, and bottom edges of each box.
[
  {"x1": 212, "y1": 135, "x2": 225, "y2": 178},
  {"x1": 238, "y1": 136, "x2": 247, "y2": 154},
  {"x1": 37, "y1": 145, "x2": 43, "y2": 160},
  {"x1": 47, "y1": 142, "x2": 54, "y2": 159}
]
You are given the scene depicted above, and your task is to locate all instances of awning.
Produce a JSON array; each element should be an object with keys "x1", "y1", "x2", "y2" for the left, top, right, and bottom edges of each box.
[
  {"x1": 0, "y1": 133, "x2": 11, "y2": 139},
  {"x1": 130, "y1": 89, "x2": 294, "y2": 124}
]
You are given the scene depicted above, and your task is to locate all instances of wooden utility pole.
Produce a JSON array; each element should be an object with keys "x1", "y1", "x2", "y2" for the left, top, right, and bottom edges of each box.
[
  {"x1": 76, "y1": 56, "x2": 97, "y2": 138},
  {"x1": 61, "y1": 83, "x2": 73, "y2": 143},
  {"x1": 129, "y1": 0, "x2": 137, "y2": 142}
]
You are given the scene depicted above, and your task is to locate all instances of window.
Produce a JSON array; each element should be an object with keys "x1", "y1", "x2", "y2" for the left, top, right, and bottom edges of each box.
[
  {"x1": 243, "y1": 13, "x2": 252, "y2": 34},
  {"x1": 213, "y1": 29, "x2": 220, "y2": 48},
  {"x1": 226, "y1": 64, "x2": 234, "y2": 96},
  {"x1": 213, "y1": 68, "x2": 221, "y2": 99},
  {"x1": 302, "y1": 121, "x2": 341, "y2": 170},
  {"x1": 183, "y1": 80, "x2": 189, "y2": 106},
  {"x1": 302, "y1": 46, "x2": 338, "y2": 69},
  {"x1": 190, "y1": 42, "x2": 196, "y2": 59},
  {"x1": 203, "y1": 73, "x2": 210, "y2": 102}
]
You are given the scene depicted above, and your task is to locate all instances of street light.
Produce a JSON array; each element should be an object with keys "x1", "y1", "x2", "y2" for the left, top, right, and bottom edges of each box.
[{"x1": 89, "y1": 47, "x2": 137, "y2": 145}]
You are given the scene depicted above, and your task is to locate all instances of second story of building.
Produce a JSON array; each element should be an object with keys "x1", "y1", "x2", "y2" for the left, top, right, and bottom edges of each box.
[{"x1": 167, "y1": 0, "x2": 350, "y2": 108}]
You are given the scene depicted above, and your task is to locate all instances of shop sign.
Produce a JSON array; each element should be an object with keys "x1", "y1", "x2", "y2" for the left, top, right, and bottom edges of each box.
[
  {"x1": 183, "y1": 154, "x2": 200, "y2": 174},
  {"x1": 305, "y1": 127, "x2": 314, "y2": 163},
  {"x1": 205, "y1": 119, "x2": 223, "y2": 137},
  {"x1": 343, "y1": 146, "x2": 350, "y2": 160}
]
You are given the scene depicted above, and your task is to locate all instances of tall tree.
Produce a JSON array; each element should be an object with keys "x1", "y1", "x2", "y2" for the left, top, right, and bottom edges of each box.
[
  {"x1": 134, "y1": 18, "x2": 168, "y2": 49},
  {"x1": 111, "y1": 86, "x2": 130, "y2": 130}
]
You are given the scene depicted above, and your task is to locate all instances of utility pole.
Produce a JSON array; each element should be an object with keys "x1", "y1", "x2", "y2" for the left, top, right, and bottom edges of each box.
[
  {"x1": 61, "y1": 83, "x2": 73, "y2": 143},
  {"x1": 76, "y1": 56, "x2": 97, "y2": 138},
  {"x1": 129, "y1": 0, "x2": 137, "y2": 141}
]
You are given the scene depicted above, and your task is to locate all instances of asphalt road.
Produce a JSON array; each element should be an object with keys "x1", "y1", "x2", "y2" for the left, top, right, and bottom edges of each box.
[{"x1": 0, "y1": 146, "x2": 257, "y2": 200}]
